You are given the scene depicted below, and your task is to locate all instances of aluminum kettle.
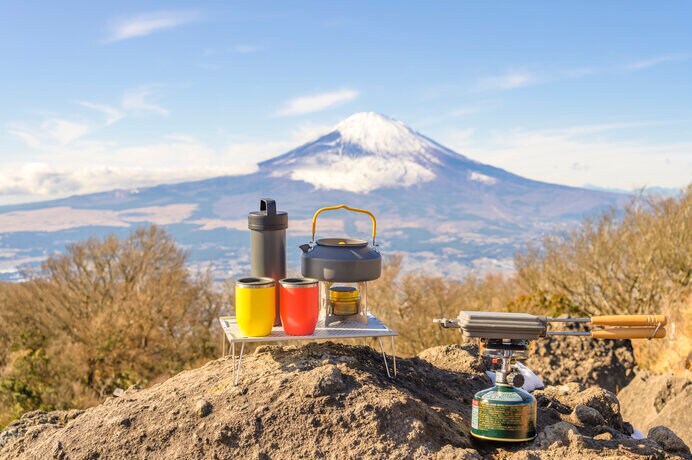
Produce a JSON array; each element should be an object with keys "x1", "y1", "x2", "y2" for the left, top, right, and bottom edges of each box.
[{"x1": 300, "y1": 204, "x2": 381, "y2": 282}]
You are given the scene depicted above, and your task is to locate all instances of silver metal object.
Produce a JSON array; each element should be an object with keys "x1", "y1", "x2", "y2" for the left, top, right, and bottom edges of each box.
[{"x1": 219, "y1": 313, "x2": 397, "y2": 385}]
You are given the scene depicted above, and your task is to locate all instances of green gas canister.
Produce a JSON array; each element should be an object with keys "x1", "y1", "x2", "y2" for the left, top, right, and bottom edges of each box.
[{"x1": 471, "y1": 384, "x2": 536, "y2": 442}]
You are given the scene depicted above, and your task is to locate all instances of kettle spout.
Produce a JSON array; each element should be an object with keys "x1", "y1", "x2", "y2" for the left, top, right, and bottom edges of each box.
[{"x1": 299, "y1": 244, "x2": 311, "y2": 253}]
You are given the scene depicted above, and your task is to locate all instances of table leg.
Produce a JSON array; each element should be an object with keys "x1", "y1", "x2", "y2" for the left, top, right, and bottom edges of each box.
[
  {"x1": 378, "y1": 338, "x2": 392, "y2": 379},
  {"x1": 234, "y1": 342, "x2": 245, "y2": 386},
  {"x1": 391, "y1": 336, "x2": 397, "y2": 378},
  {"x1": 222, "y1": 332, "x2": 226, "y2": 357}
]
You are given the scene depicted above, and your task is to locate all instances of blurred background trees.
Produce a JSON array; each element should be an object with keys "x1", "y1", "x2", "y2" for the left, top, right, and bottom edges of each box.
[
  {"x1": 371, "y1": 186, "x2": 691, "y2": 372},
  {"x1": 0, "y1": 226, "x2": 223, "y2": 427},
  {"x1": 0, "y1": 187, "x2": 689, "y2": 428}
]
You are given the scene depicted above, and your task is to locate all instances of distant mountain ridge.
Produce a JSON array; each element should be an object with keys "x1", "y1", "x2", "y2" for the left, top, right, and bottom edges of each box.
[{"x1": 0, "y1": 112, "x2": 626, "y2": 280}]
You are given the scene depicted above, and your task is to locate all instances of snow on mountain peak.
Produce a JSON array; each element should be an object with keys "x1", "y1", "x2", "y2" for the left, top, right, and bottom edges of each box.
[
  {"x1": 263, "y1": 112, "x2": 465, "y2": 193},
  {"x1": 334, "y1": 112, "x2": 433, "y2": 155}
]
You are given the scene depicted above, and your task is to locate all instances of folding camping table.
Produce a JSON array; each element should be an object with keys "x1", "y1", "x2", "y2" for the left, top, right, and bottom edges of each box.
[{"x1": 219, "y1": 313, "x2": 397, "y2": 385}]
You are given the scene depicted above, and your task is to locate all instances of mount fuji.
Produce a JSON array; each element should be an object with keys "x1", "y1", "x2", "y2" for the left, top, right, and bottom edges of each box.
[{"x1": 0, "y1": 112, "x2": 625, "y2": 280}]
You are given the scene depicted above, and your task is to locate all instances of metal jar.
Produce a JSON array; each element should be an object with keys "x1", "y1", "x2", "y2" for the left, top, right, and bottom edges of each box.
[
  {"x1": 279, "y1": 278, "x2": 319, "y2": 336},
  {"x1": 235, "y1": 277, "x2": 276, "y2": 337}
]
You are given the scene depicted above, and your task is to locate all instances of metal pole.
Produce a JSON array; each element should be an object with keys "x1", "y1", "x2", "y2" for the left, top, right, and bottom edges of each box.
[
  {"x1": 391, "y1": 336, "x2": 397, "y2": 378},
  {"x1": 545, "y1": 331, "x2": 591, "y2": 336},
  {"x1": 378, "y1": 338, "x2": 392, "y2": 379},
  {"x1": 234, "y1": 343, "x2": 245, "y2": 386},
  {"x1": 546, "y1": 318, "x2": 590, "y2": 323}
]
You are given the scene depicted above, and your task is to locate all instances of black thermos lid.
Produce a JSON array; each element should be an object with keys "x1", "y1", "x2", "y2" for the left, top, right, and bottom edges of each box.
[{"x1": 248, "y1": 198, "x2": 288, "y2": 231}]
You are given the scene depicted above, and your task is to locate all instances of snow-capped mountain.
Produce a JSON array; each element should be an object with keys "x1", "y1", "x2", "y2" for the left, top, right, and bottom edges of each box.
[
  {"x1": 263, "y1": 112, "x2": 456, "y2": 192},
  {"x1": 0, "y1": 113, "x2": 626, "y2": 280}
]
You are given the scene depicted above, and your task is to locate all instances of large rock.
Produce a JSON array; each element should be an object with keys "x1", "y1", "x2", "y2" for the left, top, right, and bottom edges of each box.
[
  {"x1": 619, "y1": 371, "x2": 692, "y2": 446},
  {"x1": 524, "y1": 322, "x2": 636, "y2": 393},
  {"x1": 0, "y1": 343, "x2": 685, "y2": 460},
  {"x1": 649, "y1": 426, "x2": 691, "y2": 455}
]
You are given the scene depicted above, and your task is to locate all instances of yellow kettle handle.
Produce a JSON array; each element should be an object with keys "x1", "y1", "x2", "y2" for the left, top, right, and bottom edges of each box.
[{"x1": 311, "y1": 204, "x2": 377, "y2": 245}]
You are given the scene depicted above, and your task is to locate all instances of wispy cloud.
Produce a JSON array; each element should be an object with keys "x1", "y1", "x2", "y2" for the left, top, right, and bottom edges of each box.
[
  {"x1": 106, "y1": 11, "x2": 199, "y2": 43},
  {"x1": 476, "y1": 71, "x2": 538, "y2": 91},
  {"x1": 275, "y1": 89, "x2": 359, "y2": 116},
  {"x1": 445, "y1": 121, "x2": 692, "y2": 190},
  {"x1": 42, "y1": 119, "x2": 89, "y2": 145},
  {"x1": 77, "y1": 86, "x2": 168, "y2": 127},
  {"x1": 624, "y1": 53, "x2": 691, "y2": 70},
  {"x1": 8, "y1": 119, "x2": 90, "y2": 149},
  {"x1": 2, "y1": 120, "x2": 331, "y2": 203},
  {"x1": 232, "y1": 44, "x2": 259, "y2": 54},
  {"x1": 0, "y1": 162, "x2": 257, "y2": 200},
  {"x1": 477, "y1": 53, "x2": 690, "y2": 92},
  {"x1": 78, "y1": 101, "x2": 124, "y2": 126},
  {"x1": 204, "y1": 44, "x2": 261, "y2": 56},
  {"x1": 122, "y1": 86, "x2": 169, "y2": 116}
]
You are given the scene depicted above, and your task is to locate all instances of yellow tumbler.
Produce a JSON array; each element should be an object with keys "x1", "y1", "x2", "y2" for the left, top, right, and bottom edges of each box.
[{"x1": 235, "y1": 277, "x2": 276, "y2": 337}]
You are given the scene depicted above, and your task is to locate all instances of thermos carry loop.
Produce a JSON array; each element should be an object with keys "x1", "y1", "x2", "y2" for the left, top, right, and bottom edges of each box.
[{"x1": 260, "y1": 198, "x2": 276, "y2": 215}]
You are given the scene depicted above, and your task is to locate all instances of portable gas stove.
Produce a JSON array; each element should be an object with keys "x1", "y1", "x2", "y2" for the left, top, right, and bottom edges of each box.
[{"x1": 435, "y1": 311, "x2": 667, "y2": 442}]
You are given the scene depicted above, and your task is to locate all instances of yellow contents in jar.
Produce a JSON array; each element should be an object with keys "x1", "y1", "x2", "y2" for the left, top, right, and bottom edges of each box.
[{"x1": 329, "y1": 286, "x2": 360, "y2": 316}]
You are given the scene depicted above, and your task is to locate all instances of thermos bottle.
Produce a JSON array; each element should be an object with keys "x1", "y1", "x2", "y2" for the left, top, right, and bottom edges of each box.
[{"x1": 248, "y1": 198, "x2": 287, "y2": 326}]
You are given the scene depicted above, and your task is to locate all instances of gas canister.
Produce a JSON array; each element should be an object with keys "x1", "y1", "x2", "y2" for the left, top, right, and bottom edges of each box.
[{"x1": 471, "y1": 384, "x2": 536, "y2": 442}]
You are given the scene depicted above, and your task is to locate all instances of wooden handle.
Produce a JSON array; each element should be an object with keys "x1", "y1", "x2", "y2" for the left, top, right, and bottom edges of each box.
[
  {"x1": 591, "y1": 315, "x2": 667, "y2": 327},
  {"x1": 592, "y1": 327, "x2": 666, "y2": 339}
]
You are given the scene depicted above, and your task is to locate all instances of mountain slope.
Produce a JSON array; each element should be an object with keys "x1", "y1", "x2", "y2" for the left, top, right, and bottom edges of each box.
[{"x1": 0, "y1": 113, "x2": 626, "y2": 280}]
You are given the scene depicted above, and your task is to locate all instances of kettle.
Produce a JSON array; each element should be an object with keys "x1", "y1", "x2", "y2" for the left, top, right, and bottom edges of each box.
[{"x1": 300, "y1": 205, "x2": 381, "y2": 282}]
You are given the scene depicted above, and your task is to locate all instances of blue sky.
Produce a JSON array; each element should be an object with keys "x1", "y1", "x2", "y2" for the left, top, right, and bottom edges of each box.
[{"x1": 1, "y1": 1, "x2": 690, "y2": 204}]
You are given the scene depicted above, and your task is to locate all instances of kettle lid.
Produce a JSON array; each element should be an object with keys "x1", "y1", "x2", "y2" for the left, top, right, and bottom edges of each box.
[
  {"x1": 248, "y1": 198, "x2": 288, "y2": 231},
  {"x1": 316, "y1": 238, "x2": 368, "y2": 248}
]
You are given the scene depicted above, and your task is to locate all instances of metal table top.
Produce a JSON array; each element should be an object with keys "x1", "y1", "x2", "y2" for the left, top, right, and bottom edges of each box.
[{"x1": 219, "y1": 313, "x2": 397, "y2": 343}]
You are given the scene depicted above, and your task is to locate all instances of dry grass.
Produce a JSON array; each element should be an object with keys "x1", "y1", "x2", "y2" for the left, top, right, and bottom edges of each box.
[{"x1": 632, "y1": 289, "x2": 692, "y2": 376}]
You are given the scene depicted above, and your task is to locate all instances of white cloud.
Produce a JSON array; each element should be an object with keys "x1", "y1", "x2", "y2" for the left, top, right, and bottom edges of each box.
[
  {"x1": 43, "y1": 119, "x2": 89, "y2": 145},
  {"x1": 478, "y1": 53, "x2": 690, "y2": 92},
  {"x1": 77, "y1": 85, "x2": 168, "y2": 127},
  {"x1": 275, "y1": 89, "x2": 359, "y2": 116},
  {"x1": 226, "y1": 122, "x2": 333, "y2": 161},
  {"x1": 122, "y1": 86, "x2": 169, "y2": 116},
  {"x1": 0, "y1": 123, "x2": 336, "y2": 203},
  {"x1": 106, "y1": 11, "x2": 199, "y2": 43},
  {"x1": 0, "y1": 160, "x2": 258, "y2": 201},
  {"x1": 624, "y1": 53, "x2": 691, "y2": 70},
  {"x1": 445, "y1": 122, "x2": 692, "y2": 190},
  {"x1": 232, "y1": 44, "x2": 259, "y2": 54},
  {"x1": 8, "y1": 119, "x2": 90, "y2": 148},
  {"x1": 477, "y1": 71, "x2": 538, "y2": 91},
  {"x1": 78, "y1": 101, "x2": 124, "y2": 126}
]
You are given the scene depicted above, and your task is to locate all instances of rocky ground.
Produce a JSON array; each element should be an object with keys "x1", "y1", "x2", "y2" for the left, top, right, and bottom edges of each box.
[
  {"x1": 0, "y1": 340, "x2": 689, "y2": 460},
  {"x1": 525, "y1": 323, "x2": 637, "y2": 394},
  {"x1": 618, "y1": 371, "x2": 692, "y2": 446}
]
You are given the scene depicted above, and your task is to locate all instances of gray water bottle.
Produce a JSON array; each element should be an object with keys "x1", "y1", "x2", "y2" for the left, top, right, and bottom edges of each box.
[{"x1": 248, "y1": 198, "x2": 288, "y2": 326}]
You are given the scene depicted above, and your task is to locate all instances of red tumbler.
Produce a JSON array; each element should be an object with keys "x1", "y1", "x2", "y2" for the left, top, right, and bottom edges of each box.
[{"x1": 279, "y1": 278, "x2": 319, "y2": 335}]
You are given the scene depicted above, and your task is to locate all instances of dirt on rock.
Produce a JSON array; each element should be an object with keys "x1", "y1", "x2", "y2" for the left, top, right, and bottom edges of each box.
[
  {"x1": 524, "y1": 322, "x2": 636, "y2": 393},
  {"x1": 618, "y1": 371, "x2": 692, "y2": 447},
  {"x1": 0, "y1": 343, "x2": 688, "y2": 460}
]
